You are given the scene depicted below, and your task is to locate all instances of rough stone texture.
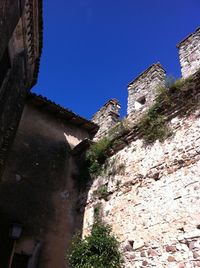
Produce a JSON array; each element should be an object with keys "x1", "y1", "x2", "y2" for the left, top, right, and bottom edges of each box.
[
  {"x1": 82, "y1": 110, "x2": 200, "y2": 267},
  {"x1": 177, "y1": 27, "x2": 200, "y2": 79},
  {"x1": 92, "y1": 99, "x2": 121, "y2": 140},
  {"x1": 127, "y1": 63, "x2": 166, "y2": 119}
]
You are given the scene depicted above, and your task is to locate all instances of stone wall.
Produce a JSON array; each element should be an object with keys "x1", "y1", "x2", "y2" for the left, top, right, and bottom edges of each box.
[
  {"x1": 81, "y1": 67, "x2": 200, "y2": 267},
  {"x1": 82, "y1": 110, "x2": 200, "y2": 267},
  {"x1": 177, "y1": 28, "x2": 200, "y2": 79},
  {"x1": 92, "y1": 99, "x2": 121, "y2": 140},
  {"x1": 127, "y1": 63, "x2": 166, "y2": 119}
]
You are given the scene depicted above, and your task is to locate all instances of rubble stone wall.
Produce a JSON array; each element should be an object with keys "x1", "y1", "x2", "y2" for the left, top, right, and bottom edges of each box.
[
  {"x1": 82, "y1": 111, "x2": 200, "y2": 267},
  {"x1": 178, "y1": 28, "x2": 200, "y2": 79}
]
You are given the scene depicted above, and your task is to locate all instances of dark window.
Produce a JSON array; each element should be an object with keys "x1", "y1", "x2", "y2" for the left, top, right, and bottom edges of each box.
[
  {"x1": 0, "y1": 47, "x2": 11, "y2": 88},
  {"x1": 11, "y1": 253, "x2": 30, "y2": 268},
  {"x1": 137, "y1": 95, "x2": 146, "y2": 105}
]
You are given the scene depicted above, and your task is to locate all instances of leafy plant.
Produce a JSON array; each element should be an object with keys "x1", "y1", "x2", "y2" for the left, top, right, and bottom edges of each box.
[
  {"x1": 86, "y1": 137, "x2": 113, "y2": 175},
  {"x1": 138, "y1": 102, "x2": 171, "y2": 144},
  {"x1": 94, "y1": 203, "x2": 102, "y2": 221},
  {"x1": 93, "y1": 184, "x2": 109, "y2": 200},
  {"x1": 67, "y1": 222, "x2": 122, "y2": 268}
]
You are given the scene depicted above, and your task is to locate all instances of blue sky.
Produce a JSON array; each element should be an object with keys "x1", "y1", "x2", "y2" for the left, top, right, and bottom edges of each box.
[{"x1": 33, "y1": 0, "x2": 200, "y2": 119}]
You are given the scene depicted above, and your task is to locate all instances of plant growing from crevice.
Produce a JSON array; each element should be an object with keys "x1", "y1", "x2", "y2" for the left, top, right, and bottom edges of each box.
[
  {"x1": 138, "y1": 103, "x2": 171, "y2": 144},
  {"x1": 86, "y1": 137, "x2": 113, "y2": 175},
  {"x1": 137, "y1": 74, "x2": 197, "y2": 144},
  {"x1": 108, "y1": 119, "x2": 130, "y2": 139},
  {"x1": 94, "y1": 203, "x2": 102, "y2": 222},
  {"x1": 67, "y1": 222, "x2": 122, "y2": 268},
  {"x1": 93, "y1": 184, "x2": 109, "y2": 200}
]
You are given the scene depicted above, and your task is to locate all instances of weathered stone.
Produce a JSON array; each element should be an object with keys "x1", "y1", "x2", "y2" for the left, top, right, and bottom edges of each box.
[
  {"x1": 193, "y1": 251, "x2": 200, "y2": 259},
  {"x1": 125, "y1": 252, "x2": 136, "y2": 260},
  {"x1": 167, "y1": 256, "x2": 176, "y2": 262},
  {"x1": 92, "y1": 99, "x2": 121, "y2": 140},
  {"x1": 127, "y1": 63, "x2": 166, "y2": 116},
  {"x1": 166, "y1": 245, "x2": 177, "y2": 253},
  {"x1": 147, "y1": 248, "x2": 158, "y2": 257},
  {"x1": 140, "y1": 251, "x2": 146, "y2": 257},
  {"x1": 177, "y1": 27, "x2": 200, "y2": 78},
  {"x1": 179, "y1": 262, "x2": 185, "y2": 268},
  {"x1": 142, "y1": 260, "x2": 148, "y2": 266},
  {"x1": 133, "y1": 239, "x2": 145, "y2": 250}
]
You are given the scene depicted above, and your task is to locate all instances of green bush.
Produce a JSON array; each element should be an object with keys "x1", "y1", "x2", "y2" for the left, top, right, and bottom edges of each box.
[
  {"x1": 86, "y1": 138, "x2": 112, "y2": 175},
  {"x1": 138, "y1": 103, "x2": 170, "y2": 144},
  {"x1": 93, "y1": 185, "x2": 109, "y2": 200},
  {"x1": 94, "y1": 203, "x2": 102, "y2": 221},
  {"x1": 67, "y1": 222, "x2": 122, "y2": 268}
]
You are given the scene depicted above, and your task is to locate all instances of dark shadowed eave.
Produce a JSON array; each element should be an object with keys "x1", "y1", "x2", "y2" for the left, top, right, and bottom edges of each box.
[{"x1": 27, "y1": 93, "x2": 99, "y2": 136}]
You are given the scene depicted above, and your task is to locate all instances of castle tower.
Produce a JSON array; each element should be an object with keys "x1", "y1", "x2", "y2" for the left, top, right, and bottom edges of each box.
[
  {"x1": 177, "y1": 27, "x2": 200, "y2": 78},
  {"x1": 92, "y1": 99, "x2": 121, "y2": 140},
  {"x1": 127, "y1": 63, "x2": 166, "y2": 118}
]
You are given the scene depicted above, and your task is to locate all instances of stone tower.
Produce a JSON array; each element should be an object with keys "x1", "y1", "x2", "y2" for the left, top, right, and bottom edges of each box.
[
  {"x1": 127, "y1": 63, "x2": 166, "y2": 119},
  {"x1": 177, "y1": 27, "x2": 200, "y2": 78}
]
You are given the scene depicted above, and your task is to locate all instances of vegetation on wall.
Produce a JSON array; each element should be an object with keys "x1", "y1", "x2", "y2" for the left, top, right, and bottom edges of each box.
[
  {"x1": 137, "y1": 75, "x2": 197, "y2": 144},
  {"x1": 138, "y1": 103, "x2": 171, "y2": 144},
  {"x1": 93, "y1": 184, "x2": 109, "y2": 200},
  {"x1": 86, "y1": 137, "x2": 113, "y2": 175},
  {"x1": 76, "y1": 73, "x2": 199, "y2": 190},
  {"x1": 73, "y1": 138, "x2": 113, "y2": 190},
  {"x1": 67, "y1": 222, "x2": 122, "y2": 268}
]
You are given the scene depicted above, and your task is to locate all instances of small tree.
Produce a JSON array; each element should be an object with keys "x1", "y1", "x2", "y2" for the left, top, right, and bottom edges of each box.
[{"x1": 67, "y1": 222, "x2": 122, "y2": 268}]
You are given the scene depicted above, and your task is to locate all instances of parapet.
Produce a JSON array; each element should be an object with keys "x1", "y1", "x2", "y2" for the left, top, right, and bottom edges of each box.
[
  {"x1": 127, "y1": 63, "x2": 166, "y2": 117},
  {"x1": 177, "y1": 27, "x2": 200, "y2": 78},
  {"x1": 92, "y1": 99, "x2": 121, "y2": 140}
]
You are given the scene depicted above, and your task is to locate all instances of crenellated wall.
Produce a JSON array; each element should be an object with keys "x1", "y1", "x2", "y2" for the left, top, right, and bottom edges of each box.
[
  {"x1": 81, "y1": 28, "x2": 200, "y2": 267},
  {"x1": 82, "y1": 72, "x2": 200, "y2": 267},
  {"x1": 177, "y1": 27, "x2": 200, "y2": 78},
  {"x1": 92, "y1": 99, "x2": 121, "y2": 140}
]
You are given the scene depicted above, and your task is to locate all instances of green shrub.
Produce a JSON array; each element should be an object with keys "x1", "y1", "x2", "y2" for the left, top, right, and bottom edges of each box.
[
  {"x1": 67, "y1": 222, "x2": 122, "y2": 268},
  {"x1": 108, "y1": 120, "x2": 130, "y2": 139},
  {"x1": 138, "y1": 104, "x2": 170, "y2": 144},
  {"x1": 93, "y1": 184, "x2": 109, "y2": 200},
  {"x1": 94, "y1": 203, "x2": 102, "y2": 221},
  {"x1": 86, "y1": 138, "x2": 112, "y2": 175}
]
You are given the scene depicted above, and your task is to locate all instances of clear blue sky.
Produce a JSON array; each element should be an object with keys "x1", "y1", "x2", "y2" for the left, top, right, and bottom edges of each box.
[{"x1": 33, "y1": 0, "x2": 200, "y2": 119}]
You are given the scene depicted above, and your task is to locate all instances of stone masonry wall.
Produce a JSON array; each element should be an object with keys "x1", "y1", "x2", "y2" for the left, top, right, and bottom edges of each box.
[
  {"x1": 178, "y1": 28, "x2": 200, "y2": 79},
  {"x1": 92, "y1": 99, "x2": 121, "y2": 140},
  {"x1": 82, "y1": 110, "x2": 200, "y2": 267},
  {"x1": 127, "y1": 63, "x2": 166, "y2": 119}
]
